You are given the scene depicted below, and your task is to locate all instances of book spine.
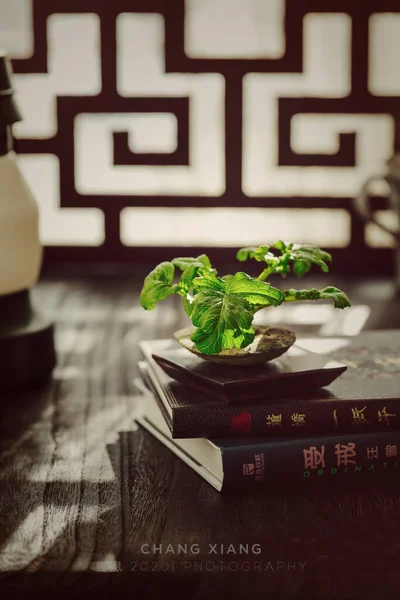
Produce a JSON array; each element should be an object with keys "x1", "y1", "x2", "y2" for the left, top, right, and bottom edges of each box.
[
  {"x1": 221, "y1": 431, "x2": 400, "y2": 490},
  {"x1": 172, "y1": 399, "x2": 400, "y2": 439}
]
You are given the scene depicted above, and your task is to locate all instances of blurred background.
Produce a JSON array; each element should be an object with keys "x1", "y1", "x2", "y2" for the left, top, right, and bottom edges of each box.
[{"x1": 0, "y1": 0, "x2": 399, "y2": 282}]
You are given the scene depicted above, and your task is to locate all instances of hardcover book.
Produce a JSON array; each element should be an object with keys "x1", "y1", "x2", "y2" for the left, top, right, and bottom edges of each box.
[
  {"x1": 134, "y1": 371, "x2": 400, "y2": 493},
  {"x1": 139, "y1": 330, "x2": 400, "y2": 439}
]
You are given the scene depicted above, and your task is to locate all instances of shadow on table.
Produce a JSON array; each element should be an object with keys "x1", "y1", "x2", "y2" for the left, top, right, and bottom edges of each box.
[{"x1": 0, "y1": 383, "x2": 131, "y2": 575}]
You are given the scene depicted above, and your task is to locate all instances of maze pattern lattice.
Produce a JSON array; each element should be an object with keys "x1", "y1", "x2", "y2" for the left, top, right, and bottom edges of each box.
[{"x1": 1, "y1": 0, "x2": 399, "y2": 268}]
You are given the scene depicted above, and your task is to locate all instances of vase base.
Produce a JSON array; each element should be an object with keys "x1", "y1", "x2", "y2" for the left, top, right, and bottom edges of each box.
[{"x1": 0, "y1": 313, "x2": 56, "y2": 391}]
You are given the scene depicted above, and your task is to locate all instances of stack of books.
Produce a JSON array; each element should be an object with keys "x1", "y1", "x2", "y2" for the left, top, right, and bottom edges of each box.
[{"x1": 135, "y1": 329, "x2": 400, "y2": 492}]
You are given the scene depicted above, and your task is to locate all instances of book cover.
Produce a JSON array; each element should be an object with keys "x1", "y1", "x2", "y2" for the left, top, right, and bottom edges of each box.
[
  {"x1": 134, "y1": 374, "x2": 400, "y2": 492},
  {"x1": 139, "y1": 330, "x2": 400, "y2": 439}
]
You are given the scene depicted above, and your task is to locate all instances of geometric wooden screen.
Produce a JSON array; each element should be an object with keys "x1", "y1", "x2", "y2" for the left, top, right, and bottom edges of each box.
[{"x1": 2, "y1": 0, "x2": 400, "y2": 273}]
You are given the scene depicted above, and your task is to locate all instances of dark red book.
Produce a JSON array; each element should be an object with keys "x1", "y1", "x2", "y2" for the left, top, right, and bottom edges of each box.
[{"x1": 139, "y1": 331, "x2": 400, "y2": 439}]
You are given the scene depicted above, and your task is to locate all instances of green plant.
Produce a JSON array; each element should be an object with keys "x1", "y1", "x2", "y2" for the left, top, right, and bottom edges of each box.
[{"x1": 140, "y1": 241, "x2": 351, "y2": 355}]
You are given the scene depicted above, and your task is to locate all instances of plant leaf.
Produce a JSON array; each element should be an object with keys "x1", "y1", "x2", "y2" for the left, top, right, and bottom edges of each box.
[
  {"x1": 177, "y1": 264, "x2": 204, "y2": 318},
  {"x1": 275, "y1": 241, "x2": 332, "y2": 275},
  {"x1": 191, "y1": 297, "x2": 255, "y2": 356},
  {"x1": 140, "y1": 261, "x2": 178, "y2": 310},
  {"x1": 273, "y1": 240, "x2": 291, "y2": 253},
  {"x1": 236, "y1": 245, "x2": 272, "y2": 263},
  {"x1": 236, "y1": 247, "x2": 256, "y2": 262},
  {"x1": 178, "y1": 264, "x2": 200, "y2": 295},
  {"x1": 238, "y1": 241, "x2": 332, "y2": 278},
  {"x1": 182, "y1": 294, "x2": 194, "y2": 318},
  {"x1": 192, "y1": 271, "x2": 225, "y2": 295},
  {"x1": 223, "y1": 272, "x2": 284, "y2": 306},
  {"x1": 319, "y1": 286, "x2": 352, "y2": 309},
  {"x1": 293, "y1": 259, "x2": 311, "y2": 277},
  {"x1": 257, "y1": 244, "x2": 291, "y2": 276},
  {"x1": 254, "y1": 245, "x2": 272, "y2": 262},
  {"x1": 173, "y1": 255, "x2": 215, "y2": 316},
  {"x1": 172, "y1": 254, "x2": 213, "y2": 272},
  {"x1": 190, "y1": 272, "x2": 283, "y2": 354},
  {"x1": 191, "y1": 318, "x2": 255, "y2": 356}
]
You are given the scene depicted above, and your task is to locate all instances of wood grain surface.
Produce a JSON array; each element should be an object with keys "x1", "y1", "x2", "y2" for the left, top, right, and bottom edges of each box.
[{"x1": 0, "y1": 275, "x2": 400, "y2": 599}]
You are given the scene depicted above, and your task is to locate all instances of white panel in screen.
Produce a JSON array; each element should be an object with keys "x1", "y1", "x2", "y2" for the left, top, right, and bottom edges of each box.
[
  {"x1": 0, "y1": 0, "x2": 33, "y2": 59},
  {"x1": 75, "y1": 112, "x2": 188, "y2": 195},
  {"x1": 369, "y1": 14, "x2": 400, "y2": 96},
  {"x1": 184, "y1": 0, "x2": 285, "y2": 59},
  {"x1": 242, "y1": 13, "x2": 395, "y2": 197},
  {"x1": 47, "y1": 13, "x2": 102, "y2": 96},
  {"x1": 114, "y1": 13, "x2": 225, "y2": 196},
  {"x1": 290, "y1": 113, "x2": 394, "y2": 194},
  {"x1": 125, "y1": 114, "x2": 178, "y2": 154},
  {"x1": 18, "y1": 154, "x2": 104, "y2": 246},
  {"x1": 74, "y1": 112, "x2": 179, "y2": 195},
  {"x1": 13, "y1": 13, "x2": 101, "y2": 139},
  {"x1": 120, "y1": 208, "x2": 350, "y2": 247}
]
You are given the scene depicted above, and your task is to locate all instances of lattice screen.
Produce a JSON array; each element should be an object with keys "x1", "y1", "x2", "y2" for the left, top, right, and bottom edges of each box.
[{"x1": 1, "y1": 0, "x2": 399, "y2": 271}]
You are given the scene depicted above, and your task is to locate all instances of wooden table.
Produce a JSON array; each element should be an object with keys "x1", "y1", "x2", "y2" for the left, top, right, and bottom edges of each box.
[{"x1": 1, "y1": 275, "x2": 400, "y2": 598}]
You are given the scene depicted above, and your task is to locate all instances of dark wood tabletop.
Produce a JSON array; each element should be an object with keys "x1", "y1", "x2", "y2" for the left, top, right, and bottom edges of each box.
[{"x1": 1, "y1": 274, "x2": 400, "y2": 599}]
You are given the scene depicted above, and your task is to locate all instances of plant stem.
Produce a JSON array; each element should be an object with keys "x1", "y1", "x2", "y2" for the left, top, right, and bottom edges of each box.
[
  {"x1": 281, "y1": 288, "x2": 322, "y2": 302},
  {"x1": 257, "y1": 267, "x2": 273, "y2": 281},
  {"x1": 282, "y1": 294, "x2": 296, "y2": 303}
]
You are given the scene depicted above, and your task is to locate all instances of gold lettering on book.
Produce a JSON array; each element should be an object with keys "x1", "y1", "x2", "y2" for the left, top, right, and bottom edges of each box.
[
  {"x1": 378, "y1": 407, "x2": 396, "y2": 425},
  {"x1": 254, "y1": 453, "x2": 265, "y2": 482},
  {"x1": 366, "y1": 446, "x2": 378, "y2": 459},
  {"x1": 335, "y1": 442, "x2": 356, "y2": 466},
  {"x1": 303, "y1": 446, "x2": 325, "y2": 470},
  {"x1": 291, "y1": 413, "x2": 306, "y2": 427},
  {"x1": 385, "y1": 445, "x2": 397, "y2": 457},
  {"x1": 351, "y1": 406, "x2": 368, "y2": 425},
  {"x1": 266, "y1": 414, "x2": 282, "y2": 428}
]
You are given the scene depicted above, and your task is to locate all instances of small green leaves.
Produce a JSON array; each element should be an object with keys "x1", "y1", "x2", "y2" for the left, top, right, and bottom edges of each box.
[
  {"x1": 189, "y1": 272, "x2": 283, "y2": 354},
  {"x1": 236, "y1": 245, "x2": 271, "y2": 263},
  {"x1": 140, "y1": 261, "x2": 178, "y2": 310},
  {"x1": 254, "y1": 245, "x2": 272, "y2": 262},
  {"x1": 237, "y1": 241, "x2": 333, "y2": 280},
  {"x1": 236, "y1": 247, "x2": 256, "y2": 262},
  {"x1": 276, "y1": 241, "x2": 332, "y2": 276}
]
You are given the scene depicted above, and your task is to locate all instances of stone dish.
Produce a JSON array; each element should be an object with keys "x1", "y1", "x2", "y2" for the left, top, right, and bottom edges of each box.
[{"x1": 173, "y1": 325, "x2": 296, "y2": 366}]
